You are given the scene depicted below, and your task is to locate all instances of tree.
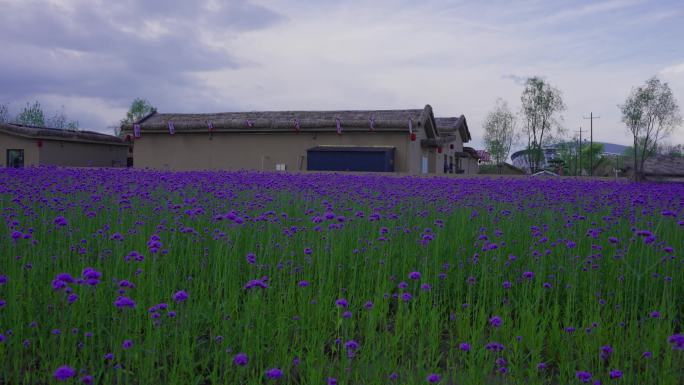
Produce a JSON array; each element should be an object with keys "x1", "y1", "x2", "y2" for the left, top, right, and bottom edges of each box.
[
  {"x1": 483, "y1": 99, "x2": 517, "y2": 170},
  {"x1": 555, "y1": 141, "x2": 579, "y2": 175},
  {"x1": 656, "y1": 142, "x2": 684, "y2": 157},
  {"x1": 117, "y1": 98, "x2": 156, "y2": 137},
  {"x1": 46, "y1": 106, "x2": 79, "y2": 130},
  {"x1": 15, "y1": 101, "x2": 45, "y2": 127},
  {"x1": 0, "y1": 103, "x2": 8, "y2": 123},
  {"x1": 555, "y1": 141, "x2": 604, "y2": 176},
  {"x1": 620, "y1": 77, "x2": 682, "y2": 180},
  {"x1": 520, "y1": 77, "x2": 566, "y2": 173},
  {"x1": 622, "y1": 137, "x2": 658, "y2": 165},
  {"x1": 120, "y1": 98, "x2": 156, "y2": 126}
]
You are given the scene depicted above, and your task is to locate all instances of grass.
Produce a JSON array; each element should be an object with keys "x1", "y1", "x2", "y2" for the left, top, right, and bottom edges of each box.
[{"x1": 0, "y1": 168, "x2": 682, "y2": 384}]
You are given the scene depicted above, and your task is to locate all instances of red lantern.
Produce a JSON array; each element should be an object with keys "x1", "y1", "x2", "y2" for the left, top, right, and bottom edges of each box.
[
  {"x1": 37, "y1": 139, "x2": 43, "y2": 148},
  {"x1": 410, "y1": 133, "x2": 417, "y2": 141},
  {"x1": 450, "y1": 144, "x2": 454, "y2": 150},
  {"x1": 437, "y1": 146, "x2": 442, "y2": 154}
]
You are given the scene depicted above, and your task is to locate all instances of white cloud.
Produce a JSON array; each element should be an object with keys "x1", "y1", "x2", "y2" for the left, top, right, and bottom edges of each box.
[
  {"x1": 1, "y1": 0, "x2": 683, "y2": 147},
  {"x1": 661, "y1": 63, "x2": 684, "y2": 76}
]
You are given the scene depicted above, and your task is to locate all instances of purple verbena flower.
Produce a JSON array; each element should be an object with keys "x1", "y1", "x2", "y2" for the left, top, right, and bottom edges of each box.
[
  {"x1": 335, "y1": 298, "x2": 349, "y2": 309},
  {"x1": 114, "y1": 296, "x2": 136, "y2": 308},
  {"x1": 244, "y1": 279, "x2": 268, "y2": 290},
  {"x1": 576, "y1": 371, "x2": 592, "y2": 383},
  {"x1": 53, "y1": 366, "x2": 76, "y2": 381},
  {"x1": 233, "y1": 352, "x2": 249, "y2": 366},
  {"x1": 265, "y1": 368, "x2": 283, "y2": 380},
  {"x1": 668, "y1": 334, "x2": 684, "y2": 351},
  {"x1": 600, "y1": 345, "x2": 613, "y2": 361},
  {"x1": 173, "y1": 290, "x2": 188, "y2": 302}
]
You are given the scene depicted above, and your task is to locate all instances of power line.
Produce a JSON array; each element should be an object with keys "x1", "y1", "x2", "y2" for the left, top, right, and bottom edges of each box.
[
  {"x1": 574, "y1": 126, "x2": 587, "y2": 176},
  {"x1": 583, "y1": 113, "x2": 600, "y2": 176}
]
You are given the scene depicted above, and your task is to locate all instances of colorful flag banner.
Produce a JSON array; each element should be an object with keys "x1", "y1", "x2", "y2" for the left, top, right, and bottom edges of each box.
[
  {"x1": 293, "y1": 118, "x2": 300, "y2": 133},
  {"x1": 133, "y1": 124, "x2": 141, "y2": 138},
  {"x1": 336, "y1": 117, "x2": 342, "y2": 135},
  {"x1": 246, "y1": 119, "x2": 254, "y2": 128},
  {"x1": 168, "y1": 121, "x2": 175, "y2": 135}
]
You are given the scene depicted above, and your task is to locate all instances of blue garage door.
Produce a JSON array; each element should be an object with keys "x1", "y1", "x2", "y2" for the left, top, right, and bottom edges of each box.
[{"x1": 307, "y1": 147, "x2": 395, "y2": 172}]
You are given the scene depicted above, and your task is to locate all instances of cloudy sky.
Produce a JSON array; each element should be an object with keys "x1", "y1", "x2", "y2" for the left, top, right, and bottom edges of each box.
[{"x1": 1, "y1": 0, "x2": 683, "y2": 149}]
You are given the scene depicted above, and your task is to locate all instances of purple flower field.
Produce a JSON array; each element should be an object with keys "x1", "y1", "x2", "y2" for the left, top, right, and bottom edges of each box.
[{"x1": 0, "y1": 167, "x2": 682, "y2": 384}]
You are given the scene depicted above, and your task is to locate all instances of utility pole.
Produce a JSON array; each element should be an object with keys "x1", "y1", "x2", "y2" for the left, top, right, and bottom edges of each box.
[
  {"x1": 583, "y1": 113, "x2": 600, "y2": 176},
  {"x1": 574, "y1": 127, "x2": 587, "y2": 176}
]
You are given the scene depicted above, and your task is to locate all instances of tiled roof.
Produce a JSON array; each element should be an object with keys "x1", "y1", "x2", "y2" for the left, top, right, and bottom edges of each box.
[
  {"x1": 122, "y1": 105, "x2": 438, "y2": 136},
  {"x1": 0, "y1": 122, "x2": 127, "y2": 146}
]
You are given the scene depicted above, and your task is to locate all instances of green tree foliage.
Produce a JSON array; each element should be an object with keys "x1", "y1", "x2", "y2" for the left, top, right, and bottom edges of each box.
[
  {"x1": 483, "y1": 99, "x2": 517, "y2": 168},
  {"x1": 15, "y1": 101, "x2": 45, "y2": 127},
  {"x1": 622, "y1": 137, "x2": 658, "y2": 163},
  {"x1": 520, "y1": 77, "x2": 566, "y2": 173},
  {"x1": 556, "y1": 142, "x2": 605, "y2": 176},
  {"x1": 117, "y1": 98, "x2": 157, "y2": 137},
  {"x1": 619, "y1": 77, "x2": 682, "y2": 180},
  {"x1": 120, "y1": 98, "x2": 157, "y2": 126}
]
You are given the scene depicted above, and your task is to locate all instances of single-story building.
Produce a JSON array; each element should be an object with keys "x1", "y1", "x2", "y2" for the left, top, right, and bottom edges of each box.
[
  {"x1": 433, "y1": 117, "x2": 479, "y2": 174},
  {"x1": 478, "y1": 162, "x2": 525, "y2": 175},
  {"x1": 624, "y1": 156, "x2": 684, "y2": 182},
  {"x1": 121, "y1": 104, "x2": 474, "y2": 174},
  {"x1": 1, "y1": 122, "x2": 130, "y2": 168}
]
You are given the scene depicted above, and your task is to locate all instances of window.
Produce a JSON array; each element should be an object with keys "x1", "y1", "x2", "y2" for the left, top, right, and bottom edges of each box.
[
  {"x1": 6, "y1": 149, "x2": 24, "y2": 168},
  {"x1": 276, "y1": 163, "x2": 286, "y2": 171}
]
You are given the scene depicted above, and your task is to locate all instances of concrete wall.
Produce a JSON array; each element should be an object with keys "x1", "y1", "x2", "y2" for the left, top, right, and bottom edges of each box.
[
  {"x1": 0, "y1": 132, "x2": 39, "y2": 167},
  {"x1": 132, "y1": 131, "x2": 420, "y2": 172},
  {"x1": 40, "y1": 140, "x2": 128, "y2": 167}
]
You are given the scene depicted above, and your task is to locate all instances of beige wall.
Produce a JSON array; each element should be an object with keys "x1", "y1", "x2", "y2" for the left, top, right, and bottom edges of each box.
[
  {"x1": 132, "y1": 132, "x2": 422, "y2": 172},
  {"x1": 463, "y1": 157, "x2": 479, "y2": 175},
  {"x1": 0, "y1": 132, "x2": 39, "y2": 167},
  {"x1": 40, "y1": 140, "x2": 128, "y2": 167}
]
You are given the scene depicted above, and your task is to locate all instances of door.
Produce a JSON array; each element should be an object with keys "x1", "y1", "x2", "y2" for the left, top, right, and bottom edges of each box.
[
  {"x1": 6, "y1": 149, "x2": 24, "y2": 168},
  {"x1": 421, "y1": 156, "x2": 428, "y2": 174}
]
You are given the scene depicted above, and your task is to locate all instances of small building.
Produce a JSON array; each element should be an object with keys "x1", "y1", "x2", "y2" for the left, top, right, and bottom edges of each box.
[
  {"x1": 1, "y1": 122, "x2": 130, "y2": 168},
  {"x1": 478, "y1": 162, "x2": 525, "y2": 175},
  {"x1": 433, "y1": 117, "x2": 477, "y2": 174},
  {"x1": 624, "y1": 156, "x2": 684, "y2": 182},
  {"x1": 121, "y1": 105, "x2": 475, "y2": 174}
]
